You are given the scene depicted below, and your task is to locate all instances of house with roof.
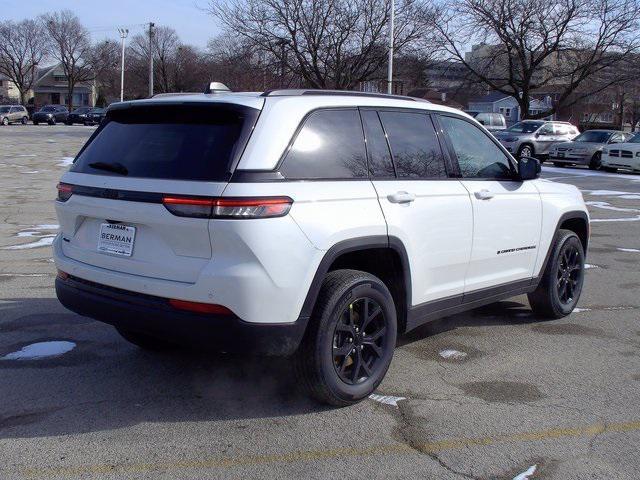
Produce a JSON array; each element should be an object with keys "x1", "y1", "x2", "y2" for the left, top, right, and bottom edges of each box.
[
  {"x1": 467, "y1": 92, "x2": 554, "y2": 125},
  {"x1": 32, "y1": 63, "x2": 96, "y2": 109},
  {"x1": 0, "y1": 74, "x2": 22, "y2": 103}
]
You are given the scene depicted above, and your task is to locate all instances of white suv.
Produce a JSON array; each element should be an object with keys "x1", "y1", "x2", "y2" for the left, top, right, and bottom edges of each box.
[{"x1": 54, "y1": 88, "x2": 589, "y2": 405}]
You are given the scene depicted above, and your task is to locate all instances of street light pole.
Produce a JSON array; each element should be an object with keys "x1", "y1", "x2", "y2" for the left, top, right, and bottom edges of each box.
[
  {"x1": 387, "y1": 0, "x2": 395, "y2": 94},
  {"x1": 118, "y1": 28, "x2": 129, "y2": 102}
]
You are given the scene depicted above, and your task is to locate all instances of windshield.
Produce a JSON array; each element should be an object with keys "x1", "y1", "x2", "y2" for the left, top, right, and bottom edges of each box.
[
  {"x1": 506, "y1": 121, "x2": 545, "y2": 133},
  {"x1": 89, "y1": 108, "x2": 105, "y2": 114},
  {"x1": 573, "y1": 131, "x2": 612, "y2": 143},
  {"x1": 0, "y1": 107, "x2": 9, "y2": 113},
  {"x1": 72, "y1": 104, "x2": 260, "y2": 181},
  {"x1": 41, "y1": 106, "x2": 56, "y2": 112},
  {"x1": 73, "y1": 107, "x2": 91, "y2": 114}
]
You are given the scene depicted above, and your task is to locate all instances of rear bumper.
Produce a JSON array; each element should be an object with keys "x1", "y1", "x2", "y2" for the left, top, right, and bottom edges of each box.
[{"x1": 55, "y1": 275, "x2": 308, "y2": 356}]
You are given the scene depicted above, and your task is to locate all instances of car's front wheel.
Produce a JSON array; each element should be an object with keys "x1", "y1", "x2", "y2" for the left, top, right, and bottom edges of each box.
[
  {"x1": 1, "y1": 117, "x2": 8, "y2": 126},
  {"x1": 589, "y1": 152, "x2": 602, "y2": 170},
  {"x1": 295, "y1": 269, "x2": 397, "y2": 406},
  {"x1": 21, "y1": 116, "x2": 28, "y2": 125},
  {"x1": 528, "y1": 229, "x2": 585, "y2": 319},
  {"x1": 517, "y1": 144, "x2": 534, "y2": 159}
]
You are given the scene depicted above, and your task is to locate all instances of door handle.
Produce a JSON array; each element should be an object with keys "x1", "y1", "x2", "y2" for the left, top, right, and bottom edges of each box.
[
  {"x1": 474, "y1": 189, "x2": 495, "y2": 200},
  {"x1": 387, "y1": 191, "x2": 415, "y2": 204}
]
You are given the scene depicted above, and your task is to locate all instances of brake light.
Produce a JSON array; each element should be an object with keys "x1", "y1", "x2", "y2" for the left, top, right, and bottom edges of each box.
[
  {"x1": 162, "y1": 196, "x2": 293, "y2": 219},
  {"x1": 169, "y1": 299, "x2": 234, "y2": 315},
  {"x1": 57, "y1": 183, "x2": 73, "y2": 202}
]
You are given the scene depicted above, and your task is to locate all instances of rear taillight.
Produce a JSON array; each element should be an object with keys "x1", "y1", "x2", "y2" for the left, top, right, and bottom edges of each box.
[
  {"x1": 162, "y1": 196, "x2": 293, "y2": 219},
  {"x1": 169, "y1": 299, "x2": 234, "y2": 315},
  {"x1": 57, "y1": 183, "x2": 73, "y2": 202}
]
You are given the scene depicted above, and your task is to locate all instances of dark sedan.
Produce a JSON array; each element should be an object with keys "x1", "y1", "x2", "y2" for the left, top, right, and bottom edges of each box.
[
  {"x1": 32, "y1": 105, "x2": 69, "y2": 125},
  {"x1": 65, "y1": 107, "x2": 93, "y2": 125},
  {"x1": 84, "y1": 108, "x2": 106, "y2": 126}
]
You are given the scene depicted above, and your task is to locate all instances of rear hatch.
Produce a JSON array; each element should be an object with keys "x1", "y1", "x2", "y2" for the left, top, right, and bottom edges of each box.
[{"x1": 55, "y1": 100, "x2": 261, "y2": 283}]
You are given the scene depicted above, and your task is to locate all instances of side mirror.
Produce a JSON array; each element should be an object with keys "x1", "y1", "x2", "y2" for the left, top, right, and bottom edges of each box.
[{"x1": 517, "y1": 156, "x2": 540, "y2": 180}]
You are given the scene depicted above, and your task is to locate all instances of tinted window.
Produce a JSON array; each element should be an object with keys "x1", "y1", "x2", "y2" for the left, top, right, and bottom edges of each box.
[
  {"x1": 361, "y1": 110, "x2": 395, "y2": 178},
  {"x1": 440, "y1": 115, "x2": 513, "y2": 179},
  {"x1": 538, "y1": 124, "x2": 554, "y2": 135},
  {"x1": 379, "y1": 111, "x2": 447, "y2": 179},
  {"x1": 72, "y1": 104, "x2": 259, "y2": 181},
  {"x1": 0, "y1": 107, "x2": 9, "y2": 113},
  {"x1": 507, "y1": 121, "x2": 544, "y2": 133},
  {"x1": 574, "y1": 131, "x2": 612, "y2": 143},
  {"x1": 491, "y1": 114, "x2": 504, "y2": 127},
  {"x1": 281, "y1": 109, "x2": 367, "y2": 179}
]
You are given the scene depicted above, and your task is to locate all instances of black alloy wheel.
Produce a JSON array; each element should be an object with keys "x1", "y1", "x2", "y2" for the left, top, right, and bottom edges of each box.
[
  {"x1": 556, "y1": 242, "x2": 583, "y2": 306},
  {"x1": 332, "y1": 297, "x2": 388, "y2": 385}
]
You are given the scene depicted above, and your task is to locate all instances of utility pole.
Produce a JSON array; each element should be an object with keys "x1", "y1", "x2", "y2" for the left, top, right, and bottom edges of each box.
[
  {"x1": 148, "y1": 22, "x2": 155, "y2": 97},
  {"x1": 118, "y1": 28, "x2": 129, "y2": 102},
  {"x1": 387, "y1": 0, "x2": 395, "y2": 94}
]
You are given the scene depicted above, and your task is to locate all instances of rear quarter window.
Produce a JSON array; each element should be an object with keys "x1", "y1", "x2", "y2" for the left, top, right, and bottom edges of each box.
[
  {"x1": 71, "y1": 104, "x2": 259, "y2": 182},
  {"x1": 280, "y1": 109, "x2": 367, "y2": 179}
]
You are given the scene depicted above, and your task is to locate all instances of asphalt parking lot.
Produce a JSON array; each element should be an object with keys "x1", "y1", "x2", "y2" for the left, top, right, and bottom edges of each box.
[{"x1": 1, "y1": 125, "x2": 640, "y2": 480}]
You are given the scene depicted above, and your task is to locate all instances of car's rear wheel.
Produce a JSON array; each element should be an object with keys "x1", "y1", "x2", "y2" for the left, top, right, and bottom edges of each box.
[
  {"x1": 518, "y1": 144, "x2": 533, "y2": 159},
  {"x1": 528, "y1": 229, "x2": 585, "y2": 319},
  {"x1": 48, "y1": 117, "x2": 56, "y2": 125},
  {"x1": 115, "y1": 327, "x2": 176, "y2": 351},
  {"x1": 295, "y1": 269, "x2": 397, "y2": 406},
  {"x1": 589, "y1": 152, "x2": 602, "y2": 170},
  {"x1": 1, "y1": 117, "x2": 8, "y2": 126}
]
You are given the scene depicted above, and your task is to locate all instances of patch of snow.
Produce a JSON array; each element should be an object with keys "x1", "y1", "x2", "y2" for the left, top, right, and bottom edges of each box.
[
  {"x1": 617, "y1": 248, "x2": 640, "y2": 252},
  {"x1": 586, "y1": 190, "x2": 639, "y2": 196},
  {"x1": 57, "y1": 157, "x2": 74, "y2": 167},
  {"x1": 585, "y1": 201, "x2": 640, "y2": 213},
  {"x1": 620, "y1": 195, "x2": 640, "y2": 200},
  {"x1": 0, "y1": 273, "x2": 48, "y2": 277},
  {"x1": 34, "y1": 224, "x2": 59, "y2": 230},
  {"x1": 17, "y1": 154, "x2": 36, "y2": 157},
  {"x1": 369, "y1": 394, "x2": 406, "y2": 407},
  {"x1": 573, "y1": 307, "x2": 591, "y2": 313},
  {"x1": 513, "y1": 465, "x2": 537, "y2": 480},
  {"x1": 584, "y1": 264, "x2": 600, "y2": 269},
  {"x1": 1, "y1": 341, "x2": 76, "y2": 360},
  {"x1": 21, "y1": 170, "x2": 39, "y2": 174},
  {"x1": 439, "y1": 349, "x2": 468, "y2": 360},
  {"x1": 3, "y1": 236, "x2": 55, "y2": 250},
  {"x1": 591, "y1": 215, "x2": 640, "y2": 223},
  {"x1": 17, "y1": 231, "x2": 39, "y2": 238},
  {"x1": 47, "y1": 139, "x2": 56, "y2": 143}
]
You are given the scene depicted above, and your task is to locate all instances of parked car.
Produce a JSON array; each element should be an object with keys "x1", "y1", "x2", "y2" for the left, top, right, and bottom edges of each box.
[
  {"x1": 548, "y1": 130, "x2": 631, "y2": 170},
  {"x1": 53, "y1": 88, "x2": 589, "y2": 406},
  {"x1": 601, "y1": 133, "x2": 640, "y2": 173},
  {"x1": 0, "y1": 105, "x2": 29, "y2": 125},
  {"x1": 464, "y1": 111, "x2": 507, "y2": 132},
  {"x1": 494, "y1": 120, "x2": 580, "y2": 159},
  {"x1": 84, "y1": 107, "x2": 106, "y2": 126},
  {"x1": 32, "y1": 105, "x2": 69, "y2": 125},
  {"x1": 65, "y1": 107, "x2": 93, "y2": 125}
]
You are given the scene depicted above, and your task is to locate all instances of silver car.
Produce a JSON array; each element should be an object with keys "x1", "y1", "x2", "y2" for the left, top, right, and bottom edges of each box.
[
  {"x1": 494, "y1": 120, "x2": 580, "y2": 159},
  {"x1": 549, "y1": 130, "x2": 631, "y2": 170},
  {"x1": 0, "y1": 105, "x2": 28, "y2": 125}
]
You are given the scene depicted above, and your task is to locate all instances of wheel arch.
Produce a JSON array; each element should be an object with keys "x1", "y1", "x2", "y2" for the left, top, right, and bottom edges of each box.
[
  {"x1": 299, "y1": 236, "x2": 411, "y2": 334},
  {"x1": 536, "y1": 210, "x2": 589, "y2": 282}
]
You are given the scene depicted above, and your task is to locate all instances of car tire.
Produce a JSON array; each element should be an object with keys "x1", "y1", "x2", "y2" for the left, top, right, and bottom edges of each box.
[
  {"x1": 517, "y1": 144, "x2": 534, "y2": 159},
  {"x1": 115, "y1": 327, "x2": 176, "y2": 351},
  {"x1": 295, "y1": 269, "x2": 397, "y2": 406},
  {"x1": 528, "y1": 229, "x2": 585, "y2": 319},
  {"x1": 49, "y1": 118, "x2": 56, "y2": 125},
  {"x1": 1, "y1": 117, "x2": 8, "y2": 126},
  {"x1": 21, "y1": 116, "x2": 28, "y2": 125},
  {"x1": 589, "y1": 152, "x2": 602, "y2": 170}
]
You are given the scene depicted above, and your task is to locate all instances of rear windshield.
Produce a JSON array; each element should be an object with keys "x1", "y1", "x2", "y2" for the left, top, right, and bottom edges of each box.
[{"x1": 71, "y1": 103, "x2": 259, "y2": 181}]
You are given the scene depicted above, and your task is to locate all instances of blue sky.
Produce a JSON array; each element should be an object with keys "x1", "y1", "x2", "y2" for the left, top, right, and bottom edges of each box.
[{"x1": 2, "y1": 0, "x2": 221, "y2": 48}]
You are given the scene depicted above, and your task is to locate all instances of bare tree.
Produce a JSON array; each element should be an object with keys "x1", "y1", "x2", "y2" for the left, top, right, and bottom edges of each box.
[
  {"x1": 42, "y1": 10, "x2": 94, "y2": 110},
  {"x1": 430, "y1": 0, "x2": 640, "y2": 119},
  {"x1": 0, "y1": 19, "x2": 48, "y2": 105},
  {"x1": 208, "y1": 0, "x2": 432, "y2": 90}
]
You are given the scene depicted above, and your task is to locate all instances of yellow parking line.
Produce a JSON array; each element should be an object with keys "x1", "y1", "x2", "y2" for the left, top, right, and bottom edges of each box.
[{"x1": 22, "y1": 420, "x2": 640, "y2": 478}]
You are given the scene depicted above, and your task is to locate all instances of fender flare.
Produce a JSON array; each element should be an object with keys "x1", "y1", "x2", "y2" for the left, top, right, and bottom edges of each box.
[{"x1": 298, "y1": 235, "x2": 411, "y2": 319}]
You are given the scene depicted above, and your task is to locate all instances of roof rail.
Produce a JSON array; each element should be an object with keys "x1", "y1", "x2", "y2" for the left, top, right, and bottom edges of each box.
[
  {"x1": 261, "y1": 89, "x2": 419, "y2": 102},
  {"x1": 152, "y1": 92, "x2": 200, "y2": 98}
]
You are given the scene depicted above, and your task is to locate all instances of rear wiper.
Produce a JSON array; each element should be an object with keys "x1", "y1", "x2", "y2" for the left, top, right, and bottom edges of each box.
[{"x1": 88, "y1": 161, "x2": 128, "y2": 176}]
